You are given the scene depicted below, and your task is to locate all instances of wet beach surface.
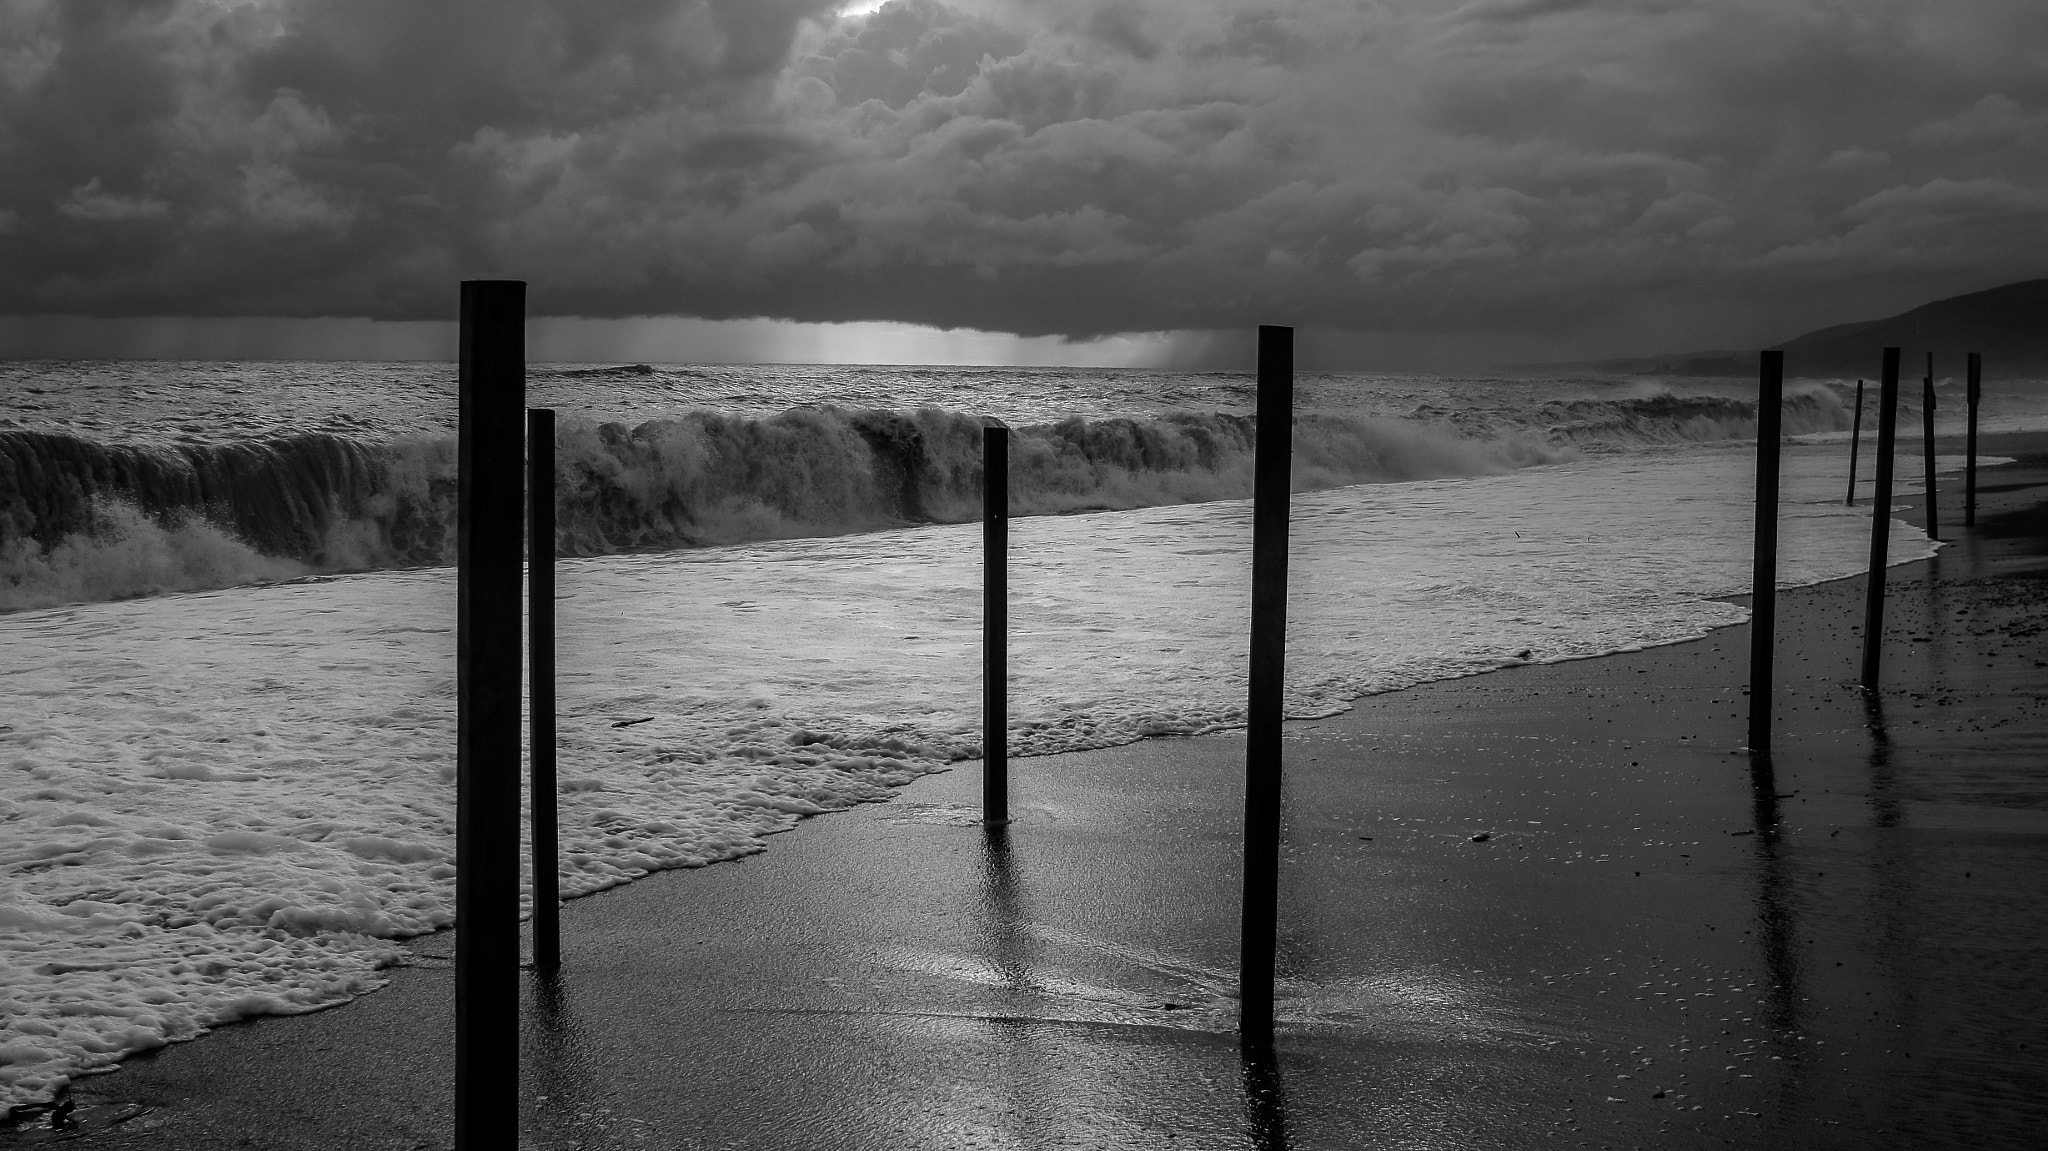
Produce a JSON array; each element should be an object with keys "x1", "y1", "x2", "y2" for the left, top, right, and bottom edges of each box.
[{"x1": 9, "y1": 434, "x2": 2047, "y2": 1150}]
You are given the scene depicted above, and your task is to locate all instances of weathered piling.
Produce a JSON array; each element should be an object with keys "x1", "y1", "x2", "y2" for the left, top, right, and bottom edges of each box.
[
  {"x1": 1922, "y1": 353, "x2": 1939, "y2": 541},
  {"x1": 457, "y1": 280, "x2": 524, "y2": 1150},
  {"x1": 1240, "y1": 325, "x2": 1293, "y2": 1047},
  {"x1": 1966, "y1": 353, "x2": 1982, "y2": 527},
  {"x1": 1861, "y1": 348, "x2": 1900, "y2": 691},
  {"x1": 1748, "y1": 351, "x2": 1783, "y2": 753},
  {"x1": 528, "y1": 407, "x2": 558, "y2": 976},
  {"x1": 983, "y1": 422, "x2": 1009, "y2": 826},
  {"x1": 1846, "y1": 379, "x2": 1865, "y2": 506}
]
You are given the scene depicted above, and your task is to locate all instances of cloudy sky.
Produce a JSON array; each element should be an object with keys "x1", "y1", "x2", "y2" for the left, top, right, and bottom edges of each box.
[{"x1": 1, "y1": 0, "x2": 2043, "y2": 368}]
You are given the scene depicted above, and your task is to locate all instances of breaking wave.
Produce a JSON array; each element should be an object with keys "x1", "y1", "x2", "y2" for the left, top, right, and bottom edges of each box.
[
  {"x1": 1413, "y1": 383, "x2": 1853, "y2": 450},
  {"x1": 0, "y1": 388, "x2": 1841, "y2": 610}
]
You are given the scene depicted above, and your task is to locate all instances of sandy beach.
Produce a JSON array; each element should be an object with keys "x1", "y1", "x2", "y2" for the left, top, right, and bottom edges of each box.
[{"x1": 10, "y1": 432, "x2": 2047, "y2": 1151}]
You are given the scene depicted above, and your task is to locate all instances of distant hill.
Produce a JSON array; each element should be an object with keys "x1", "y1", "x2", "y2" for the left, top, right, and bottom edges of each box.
[{"x1": 1507, "y1": 279, "x2": 2048, "y2": 377}]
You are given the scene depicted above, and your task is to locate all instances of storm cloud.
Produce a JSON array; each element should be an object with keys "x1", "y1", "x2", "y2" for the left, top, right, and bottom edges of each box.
[{"x1": 2, "y1": 0, "x2": 2044, "y2": 359}]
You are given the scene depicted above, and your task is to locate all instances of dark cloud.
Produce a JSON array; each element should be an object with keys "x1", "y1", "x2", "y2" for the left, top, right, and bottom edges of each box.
[
  {"x1": 1, "y1": 0, "x2": 2045, "y2": 361},
  {"x1": 0, "y1": 0, "x2": 840, "y2": 318},
  {"x1": 1443, "y1": 0, "x2": 1682, "y2": 28}
]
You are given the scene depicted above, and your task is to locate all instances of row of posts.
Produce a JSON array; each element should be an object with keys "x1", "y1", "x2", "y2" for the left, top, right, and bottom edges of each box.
[
  {"x1": 1749, "y1": 346, "x2": 1987, "y2": 753},
  {"x1": 459, "y1": 278, "x2": 1983, "y2": 1143},
  {"x1": 454, "y1": 282, "x2": 569, "y2": 1148},
  {"x1": 1843, "y1": 352, "x2": 1986, "y2": 525},
  {"x1": 454, "y1": 290, "x2": 1295, "y2": 1146}
]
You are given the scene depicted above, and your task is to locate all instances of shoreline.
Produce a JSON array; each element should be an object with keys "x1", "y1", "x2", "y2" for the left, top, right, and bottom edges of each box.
[{"x1": 16, "y1": 432, "x2": 2048, "y2": 1146}]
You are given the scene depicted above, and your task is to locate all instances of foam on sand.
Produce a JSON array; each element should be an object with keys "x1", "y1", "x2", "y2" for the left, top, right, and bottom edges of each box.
[{"x1": 0, "y1": 441, "x2": 1947, "y2": 1110}]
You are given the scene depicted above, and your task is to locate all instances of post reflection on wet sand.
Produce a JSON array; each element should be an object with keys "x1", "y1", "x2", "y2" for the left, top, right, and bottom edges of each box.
[
  {"x1": 521, "y1": 967, "x2": 619, "y2": 1149},
  {"x1": 1744, "y1": 749, "x2": 1809, "y2": 1140},
  {"x1": 1744, "y1": 751, "x2": 1803, "y2": 1038},
  {"x1": 1861, "y1": 692, "x2": 1901, "y2": 829},
  {"x1": 973, "y1": 824, "x2": 1031, "y2": 995},
  {"x1": 1859, "y1": 687, "x2": 1929, "y2": 1100},
  {"x1": 967, "y1": 822, "x2": 1056, "y2": 1148},
  {"x1": 970, "y1": 822, "x2": 1295, "y2": 1149},
  {"x1": 1238, "y1": 1042, "x2": 1291, "y2": 1151}
]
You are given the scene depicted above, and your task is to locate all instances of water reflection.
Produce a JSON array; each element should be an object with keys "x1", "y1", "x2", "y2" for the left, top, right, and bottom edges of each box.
[
  {"x1": 1239, "y1": 1043, "x2": 1291, "y2": 1151},
  {"x1": 975, "y1": 824, "x2": 1032, "y2": 994},
  {"x1": 1862, "y1": 694, "x2": 1901, "y2": 828},
  {"x1": 970, "y1": 824, "x2": 1051, "y2": 1149},
  {"x1": 1921, "y1": 556, "x2": 1954, "y2": 683},
  {"x1": 1860, "y1": 690, "x2": 1924, "y2": 1073},
  {"x1": 522, "y1": 969, "x2": 600, "y2": 1147},
  {"x1": 1745, "y1": 751, "x2": 1803, "y2": 1035},
  {"x1": 1746, "y1": 749, "x2": 1809, "y2": 1140},
  {"x1": 971, "y1": 825, "x2": 1290, "y2": 1149}
]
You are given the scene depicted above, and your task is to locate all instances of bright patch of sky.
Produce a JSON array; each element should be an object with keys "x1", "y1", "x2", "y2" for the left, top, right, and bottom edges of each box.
[{"x1": 0, "y1": 314, "x2": 1189, "y2": 367}]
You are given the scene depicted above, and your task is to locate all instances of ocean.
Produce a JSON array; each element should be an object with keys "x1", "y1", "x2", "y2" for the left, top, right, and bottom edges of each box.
[{"x1": 0, "y1": 358, "x2": 2039, "y2": 1112}]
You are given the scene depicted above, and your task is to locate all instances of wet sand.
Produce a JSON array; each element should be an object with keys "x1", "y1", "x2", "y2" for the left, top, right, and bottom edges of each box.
[{"x1": 13, "y1": 433, "x2": 2048, "y2": 1150}]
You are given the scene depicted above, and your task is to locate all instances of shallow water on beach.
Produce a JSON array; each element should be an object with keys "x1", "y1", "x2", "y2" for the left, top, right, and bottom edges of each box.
[
  {"x1": 2, "y1": 355, "x2": 2042, "y2": 1112},
  {"x1": 0, "y1": 435, "x2": 1951, "y2": 1110}
]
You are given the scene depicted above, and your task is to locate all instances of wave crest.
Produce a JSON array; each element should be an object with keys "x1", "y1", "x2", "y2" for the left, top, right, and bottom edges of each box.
[{"x1": 5, "y1": 387, "x2": 1817, "y2": 610}]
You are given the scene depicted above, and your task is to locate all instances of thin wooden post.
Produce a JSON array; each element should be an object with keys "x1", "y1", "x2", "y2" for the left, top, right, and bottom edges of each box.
[
  {"x1": 1240, "y1": 325, "x2": 1293, "y2": 1047},
  {"x1": 1861, "y1": 348, "x2": 1900, "y2": 691},
  {"x1": 457, "y1": 280, "x2": 524, "y2": 1151},
  {"x1": 1965, "y1": 353, "x2": 1981, "y2": 527},
  {"x1": 1748, "y1": 351, "x2": 1783, "y2": 753},
  {"x1": 528, "y1": 407, "x2": 558, "y2": 976},
  {"x1": 1922, "y1": 354, "x2": 1939, "y2": 541},
  {"x1": 982, "y1": 423, "x2": 1009, "y2": 826},
  {"x1": 1846, "y1": 379, "x2": 1864, "y2": 506}
]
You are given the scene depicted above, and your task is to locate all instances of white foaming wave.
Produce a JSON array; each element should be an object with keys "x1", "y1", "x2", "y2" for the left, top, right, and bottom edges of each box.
[
  {"x1": 0, "y1": 439, "x2": 1956, "y2": 1109},
  {"x1": 1538, "y1": 388, "x2": 1852, "y2": 449},
  {"x1": 541, "y1": 407, "x2": 1577, "y2": 548},
  {"x1": 0, "y1": 500, "x2": 313, "y2": 612},
  {"x1": 1, "y1": 410, "x2": 1571, "y2": 610},
  {"x1": 12, "y1": 367, "x2": 2026, "y2": 618}
]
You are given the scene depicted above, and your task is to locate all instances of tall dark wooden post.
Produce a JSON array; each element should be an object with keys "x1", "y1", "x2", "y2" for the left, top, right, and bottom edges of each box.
[
  {"x1": 1846, "y1": 379, "x2": 1864, "y2": 506},
  {"x1": 1240, "y1": 325, "x2": 1293, "y2": 1047},
  {"x1": 528, "y1": 407, "x2": 558, "y2": 975},
  {"x1": 1861, "y1": 348, "x2": 1900, "y2": 691},
  {"x1": 1965, "y1": 353, "x2": 1982, "y2": 527},
  {"x1": 982, "y1": 423, "x2": 1009, "y2": 826},
  {"x1": 1748, "y1": 351, "x2": 1783, "y2": 753},
  {"x1": 1921, "y1": 354, "x2": 1939, "y2": 541},
  {"x1": 458, "y1": 280, "x2": 525, "y2": 1149}
]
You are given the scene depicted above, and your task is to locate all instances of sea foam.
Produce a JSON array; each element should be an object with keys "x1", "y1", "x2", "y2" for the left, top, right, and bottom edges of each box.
[
  {"x1": 0, "y1": 441, "x2": 1946, "y2": 1109},
  {"x1": 2, "y1": 409, "x2": 1574, "y2": 611}
]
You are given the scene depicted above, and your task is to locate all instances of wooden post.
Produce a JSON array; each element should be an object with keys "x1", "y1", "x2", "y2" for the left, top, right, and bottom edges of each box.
[
  {"x1": 1966, "y1": 353, "x2": 1981, "y2": 527},
  {"x1": 1240, "y1": 325, "x2": 1293, "y2": 1047},
  {"x1": 982, "y1": 423, "x2": 1009, "y2": 826},
  {"x1": 1861, "y1": 348, "x2": 1900, "y2": 691},
  {"x1": 1846, "y1": 379, "x2": 1864, "y2": 506},
  {"x1": 1748, "y1": 351, "x2": 1783, "y2": 753},
  {"x1": 457, "y1": 280, "x2": 524, "y2": 1150},
  {"x1": 528, "y1": 407, "x2": 558, "y2": 976},
  {"x1": 1921, "y1": 354, "x2": 1939, "y2": 541}
]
